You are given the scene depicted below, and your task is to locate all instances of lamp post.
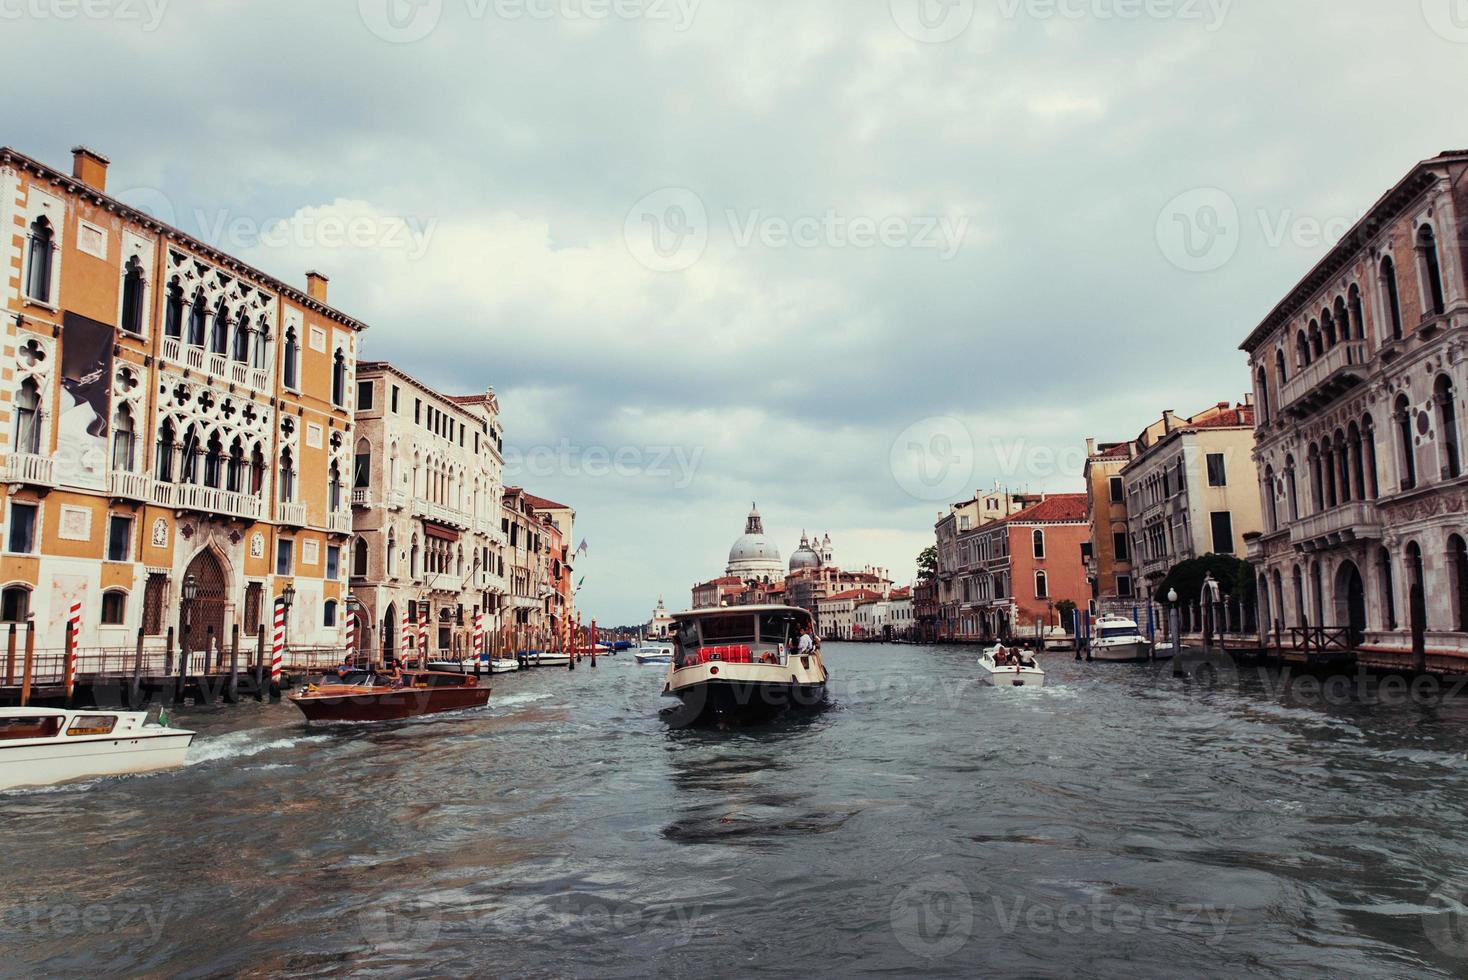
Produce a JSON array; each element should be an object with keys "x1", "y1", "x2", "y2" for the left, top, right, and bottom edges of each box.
[
  {"x1": 181, "y1": 574, "x2": 198, "y2": 681},
  {"x1": 1167, "y1": 588, "x2": 1180, "y2": 657},
  {"x1": 281, "y1": 583, "x2": 296, "y2": 653}
]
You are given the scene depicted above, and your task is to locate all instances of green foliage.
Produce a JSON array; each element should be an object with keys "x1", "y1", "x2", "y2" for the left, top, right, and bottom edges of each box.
[
  {"x1": 1054, "y1": 599, "x2": 1078, "y2": 627},
  {"x1": 1155, "y1": 554, "x2": 1256, "y2": 605},
  {"x1": 916, "y1": 546, "x2": 938, "y2": 582}
]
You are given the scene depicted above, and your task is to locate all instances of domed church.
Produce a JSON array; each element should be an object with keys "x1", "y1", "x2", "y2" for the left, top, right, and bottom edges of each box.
[
  {"x1": 725, "y1": 504, "x2": 785, "y2": 584},
  {"x1": 789, "y1": 531, "x2": 822, "y2": 572}
]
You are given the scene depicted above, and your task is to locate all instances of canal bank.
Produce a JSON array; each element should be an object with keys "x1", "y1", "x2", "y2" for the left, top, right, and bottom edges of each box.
[{"x1": 4, "y1": 643, "x2": 1468, "y2": 977}]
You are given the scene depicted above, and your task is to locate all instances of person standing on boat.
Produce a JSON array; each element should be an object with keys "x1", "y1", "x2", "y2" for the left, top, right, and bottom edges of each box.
[{"x1": 798, "y1": 628, "x2": 814, "y2": 655}]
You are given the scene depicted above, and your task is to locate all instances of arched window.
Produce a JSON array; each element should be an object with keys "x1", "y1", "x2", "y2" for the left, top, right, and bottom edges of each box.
[
  {"x1": 100, "y1": 589, "x2": 127, "y2": 626},
  {"x1": 1334, "y1": 430, "x2": 1350, "y2": 504},
  {"x1": 1307, "y1": 444, "x2": 1323, "y2": 514},
  {"x1": 250, "y1": 443, "x2": 265, "y2": 495},
  {"x1": 0, "y1": 585, "x2": 31, "y2": 623},
  {"x1": 188, "y1": 289, "x2": 208, "y2": 347},
  {"x1": 1348, "y1": 285, "x2": 1365, "y2": 342},
  {"x1": 278, "y1": 448, "x2": 295, "y2": 502},
  {"x1": 1264, "y1": 466, "x2": 1278, "y2": 531},
  {"x1": 226, "y1": 438, "x2": 244, "y2": 493},
  {"x1": 1451, "y1": 535, "x2": 1468, "y2": 632},
  {"x1": 25, "y1": 217, "x2": 53, "y2": 303},
  {"x1": 1379, "y1": 546, "x2": 1397, "y2": 631},
  {"x1": 328, "y1": 461, "x2": 343, "y2": 512},
  {"x1": 353, "y1": 538, "x2": 369, "y2": 578},
  {"x1": 1348, "y1": 421, "x2": 1365, "y2": 500},
  {"x1": 1334, "y1": 296, "x2": 1350, "y2": 344},
  {"x1": 232, "y1": 314, "x2": 251, "y2": 363},
  {"x1": 354, "y1": 438, "x2": 371, "y2": 489},
  {"x1": 1275, "y1": 348, "x2": 1288, "y2": 388},
  {"x1": 1321, "y1": 309, "x2": 1336, "y2": 348},
  {"x1": 203, "y1": 431, "x2": 224, "y2": 489},
  {"x1": 1309, "y1": 320, "x2": 1323, "y2": 359},
  {"x1": 251, "y1": 323, "x2": 269, "y2": 370},
  {"x1": 209, "y1": 303, "x2": 230, "y2": 355},
  {"x1": 323, "y1": 599, "x2": 337, "y2": 628},
  {"x1": 1396, "y1": 394, "x2": 1417, "y2": 490},
  {"x1": 13, "y1": 378, "x2": 41, "y2": 455},
  {"x1": 1381, "y1": 256, "x2": 1404, "y2": 341},
  {"x1": 387, "y1": 529, "x2": 397, "y2": 576},
  {"x1": 1362, "y1": 414, "x2": 1379, "y2": 499},
  {"x1": 1419, "y1": 225, "x2": 1447, "y2": 317},
  {"x1": 112, "y1": 405, "x2": 135, "y2": 472},
  {"x1": 410, "y1": 535, "x2": 420, "y2": 580},
  {"x1": 332, "y1": 350, "x2": 347, "y2": 407},
  {"x1": 179, "y1": 425, "x2": 200, "y2": 484},
  {"x1": 1032, "y1": 530, "x2": 1045, "y2": 559},
  {"x1": 1437, "y1": 375, "x2": 1461, "y2": 480},
  {"x1": 1256, "y1": 366, "x2": 1270, "y2": 423},
  {"x1": 1285, "y1": 454, "x2": 1299, "y2": 520},
  {"x1": 283, "y1": 328, "x2": 299, "y2": 389},
  {"x1": 1296, "y1": 329, "x2": 1311, "y2": 368},
  {"x1": 1034, "y1": 571, "x2": 1048, "y2": 599},
  {"x1": 165, "y1": 279, "x2": 184, "y2": 338},
  {"x1": 156, "y1": 419, "x2": 175, "y2": 482},
  {"x1": 1271, "y1": 569, "x2": 1285, "y2": 632},
  {"x1": 121, "y1": 257, "x2": 146, "y2": 335}
]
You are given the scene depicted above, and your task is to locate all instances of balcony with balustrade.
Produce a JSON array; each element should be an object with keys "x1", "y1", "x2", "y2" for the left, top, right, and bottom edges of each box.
[
  {"x1": 107, "y1": 470, "x2": 152, "y2": 502},
  {"x1": 351, "y1": 488, "x2": 371, "y2": 508},
  {"x1": 277, "y1": 501, "x2": 307, "y2": 527},
  {"x1": 413, "y1": 498, "x2": 472, "y2": 531},
  {"x1": 1288, "y1": 500, "x2": 1383, "y2": 553},
  {"x1": 152, "y1": 481, "x2": 265, "y2": 521},
  {"x1": 160, "y1": 337, "x2": 270, "y2": 393},
  {"x1": 1279, "y1": 340, "x2": 1371, "y2": 418},
  {"x1": 328, "y1": 510, "x2": 353, "y2": 535},
  {"x1": 3, "y1": 453, "x2": 57, "y2": 490}
]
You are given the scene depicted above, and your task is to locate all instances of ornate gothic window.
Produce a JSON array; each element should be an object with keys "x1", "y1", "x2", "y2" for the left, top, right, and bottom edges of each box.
[{"x1": 25, "y1": 217, "x2": 53, "y2": 304}]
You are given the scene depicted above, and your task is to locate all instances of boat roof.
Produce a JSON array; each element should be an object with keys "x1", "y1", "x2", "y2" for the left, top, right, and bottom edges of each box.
[
  {"x1": 0, "y1": 707, "x2": 70, "y2": 716},
  {"x1": 673, "y1": 605, "x2": 813, "y2": 620}
]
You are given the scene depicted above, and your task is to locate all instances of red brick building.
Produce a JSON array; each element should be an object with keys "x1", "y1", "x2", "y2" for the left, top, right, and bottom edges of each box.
[{"x1": 959, "y1": 493, "x2": 1090, "y2": 641}]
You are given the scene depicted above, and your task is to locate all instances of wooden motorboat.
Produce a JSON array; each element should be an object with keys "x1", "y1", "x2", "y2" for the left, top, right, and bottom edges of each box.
[
  {"x1": 979, "y1": 645, "x2": 1046, "y2": 688},
  {"x1": 289, "y1": 668, "x2": 491, "y2": 723},
  {"x1": 662, "y1": 606, "x2": 828, "y2": 727},
  {"x1": 0, "y1": 707, "x2": 194, "y2": 792}
]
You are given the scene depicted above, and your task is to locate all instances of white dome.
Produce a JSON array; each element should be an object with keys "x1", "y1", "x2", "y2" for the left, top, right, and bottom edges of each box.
[
  {"x1": 725, "y1": 504, "x2": 785, "y2": 581},
  {"x1": 730, "y1": 534, "x2": 781, "y2": 564}
]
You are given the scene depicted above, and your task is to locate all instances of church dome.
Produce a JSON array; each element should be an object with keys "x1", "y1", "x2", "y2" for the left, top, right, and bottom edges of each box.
[
  {"x1": 789, "y1": 531, "x2": 821, "y2": 572},
  {"x1": 726, "y1": 504, "x2": 785, "y2": 581}
]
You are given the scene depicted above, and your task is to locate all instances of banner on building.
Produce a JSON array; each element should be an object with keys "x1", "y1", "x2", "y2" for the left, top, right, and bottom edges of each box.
[{"x1": 58, "y1": 312, "x2": 115, "y2": 491}]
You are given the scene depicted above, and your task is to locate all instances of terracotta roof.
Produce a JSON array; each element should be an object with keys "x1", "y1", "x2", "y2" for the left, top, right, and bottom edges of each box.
[
  {"x1": 823, "y1": 588, "x2": 885, "y2": 602},
  {"x1": 523, "y1": 492, "x2": 571, "y2": 511},
  {"x1": 890, "y1": 587, "x2": 912, "y2": 599},
  {"x1": 1190, "y1": 406, "x2": 1254, "y2": 429},
  {"x1": 1003, "y1": 493, "x2": 1089, "y2": 525}
]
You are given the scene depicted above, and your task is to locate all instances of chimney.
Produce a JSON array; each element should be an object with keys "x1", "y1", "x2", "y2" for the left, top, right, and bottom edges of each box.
[
  {"x1": 71, "y1": 146, "x2": 109, "y2": 192},
  {"x1": 305, "y1": 271, "x2": 330, "y2": 303},
  {"x1": 1086, "y1": 438, "x2": 1097, "y2": 456}
]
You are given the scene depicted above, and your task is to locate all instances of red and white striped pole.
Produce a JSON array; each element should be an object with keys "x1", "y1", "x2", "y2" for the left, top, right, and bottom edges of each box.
[
  {"x1": 418, "y1": 606, "x2": 429, "y2": 664},
  {"x1": 474, "y1": 612, "x2": 484, "y2": 662},
  {"x1": 344, "y1": 610, "x2": 356, "y2": 665},
  {"x1": 64, "y1": 600, "x2": 81, "y2": 700},
  {"x1": 400, "y1": 611, "x2": 412, "y2": 657},
  {"x1": 271, "y1": 596, "x2": 285, "y2": 689}
]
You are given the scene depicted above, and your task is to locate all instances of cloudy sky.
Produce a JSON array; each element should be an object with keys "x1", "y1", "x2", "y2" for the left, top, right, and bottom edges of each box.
[{"x1": 13, "y1": 0, "x2": 1467, "y2": 622}]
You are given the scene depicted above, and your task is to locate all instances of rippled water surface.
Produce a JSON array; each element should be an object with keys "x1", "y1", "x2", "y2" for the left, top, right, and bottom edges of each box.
[{"x1": 7, "y1": 643, "x2": 1468, "y2": 977}]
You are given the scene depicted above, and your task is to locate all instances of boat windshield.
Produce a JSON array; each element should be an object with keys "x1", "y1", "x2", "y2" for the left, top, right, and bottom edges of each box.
[
  {"x1": 699, "y1": 615, "x2": 757, "y2": 645},
  {"x1": 759, "y1": 612, "x2": 804, "y2": 647},
  {"x1": 1098, "y1": 627, "x2": 1141, "y2": 639},
  {"x1": 0, "y1": 716, "x2": 63, "y2": 740}
]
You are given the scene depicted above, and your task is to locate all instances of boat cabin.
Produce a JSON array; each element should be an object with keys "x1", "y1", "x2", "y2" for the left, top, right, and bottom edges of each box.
[{"x1": 671, "y1": 606, "x2": 816, "y2": 669}]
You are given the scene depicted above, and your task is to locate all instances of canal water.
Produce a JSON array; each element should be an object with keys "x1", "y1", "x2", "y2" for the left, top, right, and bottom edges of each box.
[{"x1": 5, "y1": 643, "x2": 1468, "y2": 977}]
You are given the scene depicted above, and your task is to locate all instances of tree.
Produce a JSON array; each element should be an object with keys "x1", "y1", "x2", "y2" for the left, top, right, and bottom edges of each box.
[
  {"x1": 1155, "y1": 554, "x2": 1256, "y2": 611},
  {"x1": 916, "y1": 546, "x2": 938, "y2": 583},
  {"x1": 1055, "y1": 599, "x2": 1077, "y2": 630}
]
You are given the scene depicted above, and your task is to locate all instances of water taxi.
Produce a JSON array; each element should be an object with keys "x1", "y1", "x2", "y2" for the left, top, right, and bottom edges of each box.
[
  {"x1": 289, "y1": 668, "x2": 491, "y2": 723},
  {"x1": 0, "y1": 707, "x2": 194, "y2": 792},
  {"x1": 979, "y1": 645, "x2": 1046, "y2": 687},
  {"x1": 1089, "y1": 615, "x2": 1152, "y2": 662},
  {"x1": 635, "y1": 642, "x2": 674, "y2": 665},
  {"x1": 661, "y1": 605, "x2": 827, "y2": 727},
  {"x1": 427, "y1": 656, "x2": 522, "y2": 675}
]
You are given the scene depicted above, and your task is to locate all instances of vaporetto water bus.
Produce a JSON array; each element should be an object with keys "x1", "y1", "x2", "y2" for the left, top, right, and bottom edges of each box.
[{"x1": 661, "y1": 605, "x2": 828, "y2": 727}]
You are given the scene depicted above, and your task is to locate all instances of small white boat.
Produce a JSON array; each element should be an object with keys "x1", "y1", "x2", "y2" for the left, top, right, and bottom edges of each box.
[
  {"x1": 979, "y1": 645, "x2": 1046, "y2": 688},
  {"x1": 636, "y1": 643, "x2": 674, "y2": 665},
  {"x1": 0, "y1": 707, "x2": 195, "y2": 792},
  {"x1": 528, "y1": 652, "x2": 572, "y2": 668},
  {"x1": 1089, "y1": 615, "x2": 1152, "y2": 663},
  {"x1": 1150, "y1": 641, "x2": 1179, "y2": 662},
  {"x1": 427, "y1": 657, "x2": 521, "y2": 674}
]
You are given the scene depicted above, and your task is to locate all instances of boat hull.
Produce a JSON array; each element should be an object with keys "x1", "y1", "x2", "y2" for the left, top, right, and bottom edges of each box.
[
  {"x1": 1090, "y1": 641, "x2": 1152, "y2": 663},
  {"x1": 980, "y1": 666, "x2": 1046, "y2": 688},
  {"x1": 0, "y1": 732, "x2": 194, "y2": 792},
  {"x1": 291, "y1": 685, "x2": 491, "y2": 722},
  {"x1": 662, "y1": 655, "x2": 829, "y2": 727}
]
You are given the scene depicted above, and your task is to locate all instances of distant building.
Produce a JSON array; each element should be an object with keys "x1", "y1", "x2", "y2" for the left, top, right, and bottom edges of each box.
[
  {"x1": 817, "y1": 588, "x2": 884, "y2": 640},
  {"x1": 935, "y1": 487, "x2": 1045, "y2": 640},
  {"x1": 647, "y1": 596, "x2": 674, "y2": 638},
  {"x1": 725, "y1": 504, "x2": 783, "y2": 584},
  {"x1": 1120, "y1": 402, "x2": 1261, "y2": 598},
  {"x1": 1083, "y1": 438, "x2": 1138, "y2": 614},
  {"x1": 692, "y1": 575, "x2": 745, "y2": 609}
]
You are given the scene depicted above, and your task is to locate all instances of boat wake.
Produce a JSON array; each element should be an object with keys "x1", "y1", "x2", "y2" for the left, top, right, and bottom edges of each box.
[{"x1": 186, "y1": 730, "x2": 317, "y2": 766}]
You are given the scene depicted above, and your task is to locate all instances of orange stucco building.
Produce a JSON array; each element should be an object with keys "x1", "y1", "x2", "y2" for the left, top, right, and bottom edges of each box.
[{"x1": 1, "y1": 145, "x2": 366, "y2": 654}]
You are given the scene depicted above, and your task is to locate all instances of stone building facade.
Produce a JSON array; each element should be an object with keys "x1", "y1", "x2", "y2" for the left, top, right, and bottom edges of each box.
[
  {"x1": 349, "y1": 362, "x2": 506, "y2": 659},
  {"x1": 1243, "y1": 149, "x2": 1468, "y2": 670},
  {"x1": 1083, "y1": 439, "x2": 1137, "y2": 614},
  {"x1": 0, "y1": 145, "x2": 364, "y2": 655}
]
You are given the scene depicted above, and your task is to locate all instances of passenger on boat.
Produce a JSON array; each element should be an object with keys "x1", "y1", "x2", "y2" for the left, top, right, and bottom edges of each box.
[{"x1": 797, "y1": 629, "x2": 814, "y2": 655}]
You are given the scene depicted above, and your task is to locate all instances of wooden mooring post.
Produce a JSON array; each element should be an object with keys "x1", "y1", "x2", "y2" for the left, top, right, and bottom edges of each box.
[
  {"x1": 255, "y1": 625, "x2": 266, "y2": 702},
  {"x1": 129, "y1": 627, "x2": 145, "y2": 711},
  {"x1": 20, "y1": 621, "x2": 35, "y2": 707},
  {"x1": 199, "y1": 628, "x2": 217, "y2": 704},
  {"x1": 164, "y1": 627, "x2": 175, "y2": 677},
  {"x1": 227, "y1": 624, "x2": 240, "y2": 704},
  {"x1": 5, "y1": 623, "x2": 15, "y2": 687}
]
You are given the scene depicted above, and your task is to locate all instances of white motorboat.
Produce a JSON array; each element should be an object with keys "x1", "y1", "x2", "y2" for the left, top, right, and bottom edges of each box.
[
  {"x1": 1089, "y1": 615, "x2": 1152, "y2": 662},
  {"x1": 527, "y1": 651, "x2": 571, "y2": 668},
  {"x1": 1150, "y1": 641, "x2": 1179, "y2": 662},
  {"x1": 635, "y1": 643, "x2": 674, "y2": 665},
  {"x1": 427, "y1": 657, "x2": 521, "y2": 674},
  {"x1": 979, "y1": 645, "x2": 1046, "y2": 688},
  {"x1": 0, "y1": 707, "x2": 195, "y2": 792},
  {"x1": 662, "y1": 606, "x2": 827, "y2": 727}
]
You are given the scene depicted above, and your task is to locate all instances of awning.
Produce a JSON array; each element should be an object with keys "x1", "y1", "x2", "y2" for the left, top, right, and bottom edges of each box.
[{"x1": 424, "y1": 523, "x2": 459, "y2": 542}]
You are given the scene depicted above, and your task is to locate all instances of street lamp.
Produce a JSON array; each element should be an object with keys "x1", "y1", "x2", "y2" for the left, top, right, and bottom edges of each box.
[
  {"x1": 1166, "y1": 588, "x2": 1179, "y2": 654},
  {"x1": 180, "y1": 573, "x2": 199, "y2": 675},
  {"x1": 281, "y1": 584, "x2": 296, "y2": 651}
]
